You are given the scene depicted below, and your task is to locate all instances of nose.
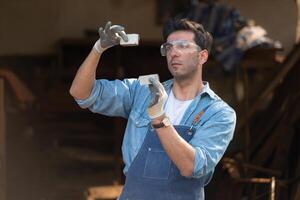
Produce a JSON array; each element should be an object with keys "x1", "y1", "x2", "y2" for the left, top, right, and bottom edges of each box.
[{"x1": 168, "y1": 46, "x2": 180, "y2": 57}]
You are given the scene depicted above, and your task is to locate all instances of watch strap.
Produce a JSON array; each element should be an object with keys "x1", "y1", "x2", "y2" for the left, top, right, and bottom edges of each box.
[
  {"x1": 151, "y1": 122, "x2": 165, "y2": 129},
  {"x1": 151, "y1": 116, "x2": 171, "y2": 129}
]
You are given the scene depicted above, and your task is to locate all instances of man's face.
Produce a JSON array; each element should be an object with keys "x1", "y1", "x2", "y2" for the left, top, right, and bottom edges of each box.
[{"x1": 164, "y1": 31, "x2": 206, "y2": 80}]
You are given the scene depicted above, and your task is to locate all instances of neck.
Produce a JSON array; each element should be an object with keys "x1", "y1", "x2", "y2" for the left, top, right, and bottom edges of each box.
[{"x1": 172, "y1": 76, "x2": 204, "y2": 101}]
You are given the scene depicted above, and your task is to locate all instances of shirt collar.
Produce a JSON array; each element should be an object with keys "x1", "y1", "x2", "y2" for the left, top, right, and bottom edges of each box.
[{"x1": 162, "y1": 79, "x2": 218, "y2": 100}]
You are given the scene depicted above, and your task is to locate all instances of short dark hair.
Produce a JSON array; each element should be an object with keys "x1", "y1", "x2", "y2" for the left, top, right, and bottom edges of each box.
[{"x1": 162, "y1": 18, "x2": 213, "y2": 54}]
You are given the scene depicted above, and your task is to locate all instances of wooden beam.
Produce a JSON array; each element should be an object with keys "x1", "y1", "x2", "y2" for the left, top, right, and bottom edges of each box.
[
  {"x1": 236, "y1": 45, "x2": 300, "y2": 133},
  {"x1": 237, "y1": 178, "x2": 272, "y2": 184},
  {"x1": 0, "y1": 79, "x2": 6, "y2": 200},
  {"x1": 293, "y1": 164, "x2": 300, "y2": 200},
  {"x1": 222, "y1": 158, "x2": 282, "y2": 176},
  {"x1": 86, "y1": 185, "x2": 123, "y2": 200},
  {"x1": 296, "y1": 0, "x2": 300, "y2": 42},
  {"x1": 0, "y1": 69, "x2": 35, "y2": 109}
]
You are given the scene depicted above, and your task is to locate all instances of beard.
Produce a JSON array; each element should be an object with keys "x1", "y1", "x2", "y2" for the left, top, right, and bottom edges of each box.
[{"x1": 169, "y1": 56, "x2": 199, "y2": 81}]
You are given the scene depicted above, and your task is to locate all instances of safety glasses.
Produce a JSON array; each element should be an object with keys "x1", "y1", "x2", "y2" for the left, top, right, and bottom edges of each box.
[{"x1": 160, "y1": 40, "x2": 201, "y2": 56}]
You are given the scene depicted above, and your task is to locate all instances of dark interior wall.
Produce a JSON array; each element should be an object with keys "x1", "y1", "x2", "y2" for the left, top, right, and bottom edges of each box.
[
  {"x1": 0, "y1": 0, "x2": 297, "y2": 55},
  {"x1": 0, "y1": 0, "x2": 162, "y2": 55}
]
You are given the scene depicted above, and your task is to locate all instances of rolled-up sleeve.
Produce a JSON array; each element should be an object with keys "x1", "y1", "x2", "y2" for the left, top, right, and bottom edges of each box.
[
  {"x1": 75, "y1": 78, "x2": 138, "y2": 118},
  {"x1": 76, "y1": 80, "x2": 102, "y2": 109},
  {"x1": 190, "y1": 107, "x2": 236, "y2": 178}
]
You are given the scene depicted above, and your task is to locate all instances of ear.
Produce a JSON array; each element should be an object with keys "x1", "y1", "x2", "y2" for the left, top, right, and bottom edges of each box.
[{"x1": 198, "y1": 50, "x2": 209, "y2": 65}]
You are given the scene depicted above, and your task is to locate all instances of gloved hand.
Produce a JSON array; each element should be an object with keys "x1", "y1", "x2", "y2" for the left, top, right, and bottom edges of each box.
[
  {"x1": 94, "y1": 21, "x2": 129, "y2": 53},
  {"x1": 147, "y1": 78, "x2": 168, "y2": 119}
]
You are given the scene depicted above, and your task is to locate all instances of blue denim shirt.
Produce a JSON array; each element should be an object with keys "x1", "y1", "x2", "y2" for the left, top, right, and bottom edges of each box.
[{"x1": 75, "y1": 78, "x2": 236, "y2": 178}]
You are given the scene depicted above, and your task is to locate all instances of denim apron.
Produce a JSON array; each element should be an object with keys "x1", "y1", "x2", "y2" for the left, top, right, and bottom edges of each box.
[{"x1": 119, "y1": 125, "x2": 213, "y2": 200}]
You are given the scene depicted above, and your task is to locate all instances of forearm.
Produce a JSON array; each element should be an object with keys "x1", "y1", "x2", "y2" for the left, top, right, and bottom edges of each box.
[
  {"x1": 155, "y1": 124, "x2": 196, "y2": 177},
  {"x1": 69, "y1": 48, "x2": 103, "y2": 100}
]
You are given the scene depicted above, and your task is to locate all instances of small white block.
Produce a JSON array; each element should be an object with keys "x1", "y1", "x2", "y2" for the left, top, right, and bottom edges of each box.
[
  {"x1": 120, "y1": 34, "x2": 139, "y2": 46},
  {"x1": 138, "y1": 74, "x2": 159, "y2": 85}
]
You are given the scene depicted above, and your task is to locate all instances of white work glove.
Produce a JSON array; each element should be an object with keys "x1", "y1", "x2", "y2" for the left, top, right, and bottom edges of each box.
[
  {"x1": 93, "y1": 21, "x2": 128, "y2": 53},
  {"x1": 147, "y1": 78, "x2": 168, "y2": 119}
]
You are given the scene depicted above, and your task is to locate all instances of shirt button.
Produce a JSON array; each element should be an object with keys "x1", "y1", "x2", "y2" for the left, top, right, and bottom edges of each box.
[{"x1": 148, "y1": 148, "x2": 151, "y2": 151}]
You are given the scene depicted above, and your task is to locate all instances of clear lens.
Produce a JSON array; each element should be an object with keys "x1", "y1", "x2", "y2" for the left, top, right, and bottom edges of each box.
[{"x1": 160, "y1": 40, "x2": 200, "y2": 56}]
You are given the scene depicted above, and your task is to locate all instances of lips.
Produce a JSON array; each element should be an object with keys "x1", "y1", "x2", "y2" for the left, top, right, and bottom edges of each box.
[
  {"x1": 169, "y1": 58, "x2": 182, "y2": 68},
  {"x1": 170, "y1": 61, "x2": 182, "y2": 66}
]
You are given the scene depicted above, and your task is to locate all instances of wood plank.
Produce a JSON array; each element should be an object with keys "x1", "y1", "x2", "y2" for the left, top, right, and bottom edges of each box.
[
  {"x1": 0, "y1": 79, "x2": 6, "y2": 200},
  {"x1": 292, "y1": 161, "x2": 300, "y2": 200},
  {"x1": 87, "y1": 185, "x2": 123, "y2": 200},
  {"x1": 236, "y1": 45, "x2": 300, "y2": 133},
  {"x1": 0, "y1": 69, "x2": 35, "y2": 105}
]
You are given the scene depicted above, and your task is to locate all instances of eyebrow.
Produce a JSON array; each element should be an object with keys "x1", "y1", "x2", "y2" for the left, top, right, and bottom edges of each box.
[{"x1": 166, "y1": 39, "x2": 192, "y2": 43}]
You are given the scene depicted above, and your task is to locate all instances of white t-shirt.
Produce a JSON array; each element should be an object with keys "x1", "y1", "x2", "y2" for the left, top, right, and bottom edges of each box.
[{"x1": 164, "y1": 90, "x2": 193, "y2": 125}]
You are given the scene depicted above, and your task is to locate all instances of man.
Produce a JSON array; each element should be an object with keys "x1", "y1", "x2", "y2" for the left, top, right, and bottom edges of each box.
[{"x1": 70, "y1": 19, "x2": 236, "y2": 200}]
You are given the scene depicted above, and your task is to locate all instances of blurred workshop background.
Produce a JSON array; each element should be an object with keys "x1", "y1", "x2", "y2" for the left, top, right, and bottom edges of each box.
[{"x1": 0, "y1": 0, "x2": 299, "y2": 199}]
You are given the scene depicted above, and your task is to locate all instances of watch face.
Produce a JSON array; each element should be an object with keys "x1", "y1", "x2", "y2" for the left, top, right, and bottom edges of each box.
[{"x1": 162, "y1": 117, "x2": 171, "y2": 127}]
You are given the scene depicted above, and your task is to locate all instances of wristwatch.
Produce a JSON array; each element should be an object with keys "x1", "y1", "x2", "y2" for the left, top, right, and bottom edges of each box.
[{"x1": 151, "y1": 116, "x2": 171, "y2": 129}]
